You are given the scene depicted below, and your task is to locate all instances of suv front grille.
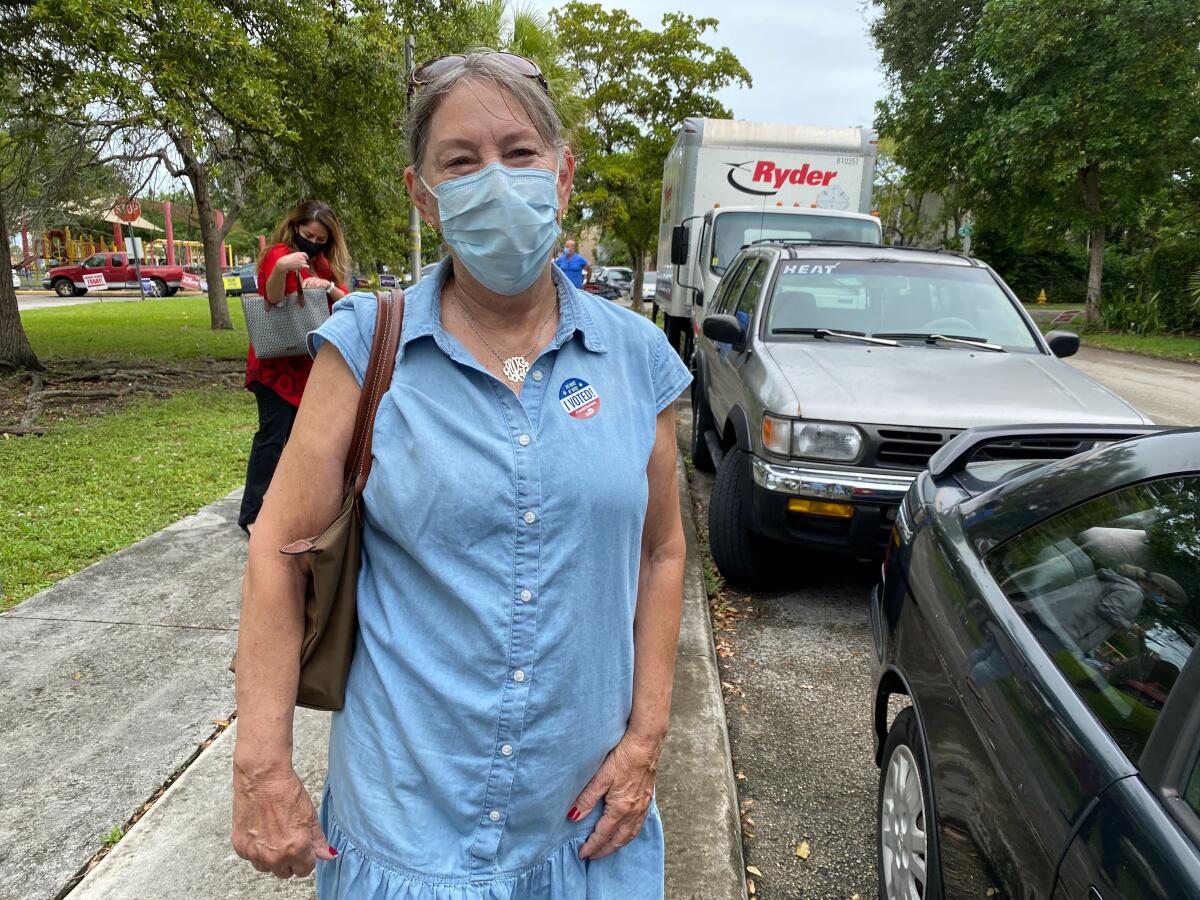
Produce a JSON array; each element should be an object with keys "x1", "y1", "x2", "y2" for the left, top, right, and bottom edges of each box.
[{"x1": 875, "y1": 429, "x2": 951, "y2": 469}]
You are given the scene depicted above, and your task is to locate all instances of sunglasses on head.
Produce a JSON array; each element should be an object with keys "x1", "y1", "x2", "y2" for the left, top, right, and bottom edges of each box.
[{"x1": 408, "y1": 52, "x2": 549, "y2": 102}]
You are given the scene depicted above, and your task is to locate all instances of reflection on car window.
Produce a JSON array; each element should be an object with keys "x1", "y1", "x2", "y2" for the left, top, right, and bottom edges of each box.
[
  {"x1": 710, "y1": 212, "x2": 880, "y2": 273},
  {"x1": 733, "y1": 262, "x2": 767, "y2": 332},
  {"x1": 985, "y1": 476, "x2": 1199, "y2": 762},
  {"x1": 1186, "y1": 752, "x2": 1200, "y2": 815},
  {"x1": 765, "y1": 260, "x2": 1038, "y2": 350},
  {"x1": 716, "y1": 259, "x2": 755, "y2": 315}
]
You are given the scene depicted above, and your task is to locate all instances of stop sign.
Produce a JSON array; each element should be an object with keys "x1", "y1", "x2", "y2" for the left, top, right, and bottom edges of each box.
[{"x1": 114, "y1": 197, "x2": 141, "y2": 223}]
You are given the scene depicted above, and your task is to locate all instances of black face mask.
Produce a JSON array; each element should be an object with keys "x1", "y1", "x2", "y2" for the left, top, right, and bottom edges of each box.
[{"x1": 293, "y1": 232, "x2": 327, "y2": 257}]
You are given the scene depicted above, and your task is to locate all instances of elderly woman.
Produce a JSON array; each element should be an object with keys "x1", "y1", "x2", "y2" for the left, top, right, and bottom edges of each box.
[{"x1": 231, "y1": 50, "x2": 691, "y2": 899}]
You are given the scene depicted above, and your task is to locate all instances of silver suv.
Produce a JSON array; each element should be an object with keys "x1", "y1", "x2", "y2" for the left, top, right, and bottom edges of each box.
[{"x1": 690, "y1": 241, "x2": 1149, "y2": 585}]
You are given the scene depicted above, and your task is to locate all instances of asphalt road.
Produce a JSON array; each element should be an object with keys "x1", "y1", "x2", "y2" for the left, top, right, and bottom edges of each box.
[
  {"x1": 1067, "y1": 346, "x2": 1200, "y2": 426},
  {"x1": 676, "y1": 403, "x2": 879, "y2": 900}
]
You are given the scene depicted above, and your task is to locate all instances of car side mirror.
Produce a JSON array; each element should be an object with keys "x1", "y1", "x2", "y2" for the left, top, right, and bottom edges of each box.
[
  {"x1": 693, "y1": 290, "x2": 704, "y2": 307},
  {"x1": 702, "y1": 314, "x2": 744, "y2": 345},
  {"x1": 1045, "y1": 330, "x2": 1080, "y2": 359},
  {"x1": 671, "y1": 225, "x2": 690, "y2": 265}
]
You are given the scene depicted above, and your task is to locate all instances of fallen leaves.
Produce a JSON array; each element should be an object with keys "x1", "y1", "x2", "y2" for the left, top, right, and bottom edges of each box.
[
  {"x1": 747, "y1": 865, "x2": 763, "y2": 877},
  {"x1": 795, "y1": 840, "x2": 811, "y2": 860}
]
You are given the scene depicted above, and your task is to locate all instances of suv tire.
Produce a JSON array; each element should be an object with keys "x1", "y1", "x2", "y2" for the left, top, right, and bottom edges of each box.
[
  {"x1": 53, "y1": 278, "x2": 80, "y2": 297},
  {"x1": 708, "y1": 449, "x2": 772, "y2": 588},
  {"x1": 878, "y1": 707, "x2": 943, "y2": 900},
  {"x1": 689, "y1": 383, "x2": 715, "y2": 472}
]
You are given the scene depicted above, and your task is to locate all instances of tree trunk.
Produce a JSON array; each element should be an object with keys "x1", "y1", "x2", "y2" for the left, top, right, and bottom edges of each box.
[
  {"x1": 0, "y1": 195, "x2": 41, "y2": 369},
  {"x1": 1081, "y1": 162, "x2": 1104, "y2": 325},
  {"x1": 190, "y1": 167, "x2": 234, "y2": 331},
  {"x1": 628, "y1": 243, "x2": 644, "y2": 311}
]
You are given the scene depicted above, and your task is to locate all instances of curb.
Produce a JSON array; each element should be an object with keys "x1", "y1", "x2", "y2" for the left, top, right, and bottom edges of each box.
[{"x1": 659, "y1": 454, "x2": 748, "y2": 900}]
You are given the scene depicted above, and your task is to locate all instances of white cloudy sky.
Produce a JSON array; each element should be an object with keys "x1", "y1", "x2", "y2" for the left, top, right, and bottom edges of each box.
[{"x1": 528, "y1": 0, "x2": 887, "y2": 129}]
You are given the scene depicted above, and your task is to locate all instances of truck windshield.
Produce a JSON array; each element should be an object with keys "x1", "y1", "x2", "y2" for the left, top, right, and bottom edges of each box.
[
  {"x1": 764, "y1": 260, "x2": 1040, "y2": 351},
  {"x1": 710, "y1": 212, "x2": 880, "y2": 274}
]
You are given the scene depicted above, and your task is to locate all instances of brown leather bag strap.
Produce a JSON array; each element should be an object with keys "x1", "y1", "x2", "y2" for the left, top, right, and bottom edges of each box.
[{"x1": 343, "y1": 290, "x2": 404, "y2": 500}]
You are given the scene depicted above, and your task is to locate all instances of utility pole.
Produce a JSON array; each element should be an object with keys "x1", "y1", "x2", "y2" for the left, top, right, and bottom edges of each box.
[{"x1": 405, "y1": 34, "x2": 422, "y2": 285}]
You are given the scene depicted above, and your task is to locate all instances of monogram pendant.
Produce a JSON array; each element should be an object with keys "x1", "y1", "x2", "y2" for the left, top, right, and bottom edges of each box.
[{"x1": 502, "y1": 356, "x2": 531, "y2": 383}]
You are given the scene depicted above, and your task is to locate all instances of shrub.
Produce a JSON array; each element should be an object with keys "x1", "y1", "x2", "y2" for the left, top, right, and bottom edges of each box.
[
  {"x1": 1144, "y1": 240, "x2": 1200, "y2": 332},
  {"x1": 1101, "y1": 286, "x2": 1162, "y2": 335}
]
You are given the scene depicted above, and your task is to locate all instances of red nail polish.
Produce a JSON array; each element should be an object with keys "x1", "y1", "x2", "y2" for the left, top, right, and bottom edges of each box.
[
  {"x1": 567, "y1": 806, "x2": 579, "y2": 821},
  {"x1": 329, "y1": 847, "x2": 338, "y2": 857}
]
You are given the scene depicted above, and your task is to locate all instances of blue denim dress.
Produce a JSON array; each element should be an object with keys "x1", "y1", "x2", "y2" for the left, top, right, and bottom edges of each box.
[{"x1": 307, "y1": 261, "x2": 691, "y2": 900}]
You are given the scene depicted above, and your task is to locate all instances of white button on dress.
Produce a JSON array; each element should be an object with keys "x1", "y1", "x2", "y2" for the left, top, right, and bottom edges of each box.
[
  {"x1": 519, "y1": 589, "x2": 532, "y2": 603},
  {"x1": 524, "y1": 511, "x2": 537, "y2": 524},
  {"x1": 501, "y1": 744, "x2": 513, "y2": 756},
  {"x1": 513, "y1": 670, "x2": 525, "y2": 683},
  {"x1": 518, "y1": 434, "x2": 531, "y2": 446},
  {"x1": 489, "y1": 810, "x2": 501, "y2": 822}
]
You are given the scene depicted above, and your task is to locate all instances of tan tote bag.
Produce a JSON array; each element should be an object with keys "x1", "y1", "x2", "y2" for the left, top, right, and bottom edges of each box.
[{"x1": 232, "y1": 290, "x2": 404, "y2": 711}]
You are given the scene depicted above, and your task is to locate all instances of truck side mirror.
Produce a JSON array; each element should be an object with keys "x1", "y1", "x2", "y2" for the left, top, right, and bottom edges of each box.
[{"x1": 671, "y1": 225, "x2": 690, "y2": 265}]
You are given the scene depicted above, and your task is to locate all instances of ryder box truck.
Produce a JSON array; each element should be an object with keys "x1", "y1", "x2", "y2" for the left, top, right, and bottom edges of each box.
[{"x1": 656, "y1": 118, "x2": 881, "y2": 354}]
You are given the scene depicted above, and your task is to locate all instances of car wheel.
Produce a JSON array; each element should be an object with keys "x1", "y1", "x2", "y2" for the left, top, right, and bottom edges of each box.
[
  {"x1": 150, "y1": 277, "x2": 167, "y2": 298},
  {"x1": 708, "y1": 449, "x2": 774, "y2": 588},
  {"x1": 689, "y1": 382, "x2": 715, "y2": 472},
  {"x1": 878, "y1": 707, "x2": 943, "y2": 900},
  {"x1": 165, "y1": 286, "x2": 179, "y2": 297},
  {"x1": 53, "y1": 278, "x2": 78, "y2": 297}
]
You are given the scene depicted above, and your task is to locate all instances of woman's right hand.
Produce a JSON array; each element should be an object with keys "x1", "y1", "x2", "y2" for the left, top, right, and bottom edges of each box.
[
  {"x1": 278, "y1": 251, "x2": 309, "y2": 273},
  {"x1": 231, "y1": 762, "x2": 336, "y2": 878}
]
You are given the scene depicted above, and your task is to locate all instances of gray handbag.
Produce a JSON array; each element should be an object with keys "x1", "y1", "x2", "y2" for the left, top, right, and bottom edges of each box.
[{"x1": 242, "y1": 288, "x2": 332, "y2": 359}]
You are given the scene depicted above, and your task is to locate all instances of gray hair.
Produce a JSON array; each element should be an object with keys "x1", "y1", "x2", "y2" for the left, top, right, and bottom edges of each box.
[{"x1": 407, "y1": 49, "x2": 566, "y2": 177}]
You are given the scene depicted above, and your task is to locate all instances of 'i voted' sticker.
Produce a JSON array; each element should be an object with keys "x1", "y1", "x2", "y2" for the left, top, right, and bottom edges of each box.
[{"x1": 559, "y1": 378, "x2": 601, "y2": 419}]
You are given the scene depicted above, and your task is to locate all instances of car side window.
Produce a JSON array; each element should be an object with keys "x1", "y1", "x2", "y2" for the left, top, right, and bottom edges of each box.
[
  {"x1": 82, "y1": 255, "x2": 105, "y2": 268},
  {"x1": 985, "y1": 476, "x2": 1199, "y2": 763},
  {"x1": 110, "y1": 255, "x2": 124, "y2": 267},
  {"x1": 733, "y1": 261, "x2": 767, "y2": 331},
  {"x1": 715, "y1": 259, "x2": 754, "y2": 315},
  {"x1": 1186, "y1": 749, "x2": 1200, "y2": 815}
]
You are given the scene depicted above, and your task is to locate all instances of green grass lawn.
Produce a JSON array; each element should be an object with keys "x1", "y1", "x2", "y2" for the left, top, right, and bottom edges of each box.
[
  {"x1": 1, "y1": 298, "x2": 259, "y2": 608},
  {"x1": 0, "y1": 387, "x2": 254, "y2": 608},
  {"x1": 22, "y1": 295, "x2": 249, "y2": 361},
  {"x1": 1081, "y1": 332, "x2": 1200, "y2": 363}
]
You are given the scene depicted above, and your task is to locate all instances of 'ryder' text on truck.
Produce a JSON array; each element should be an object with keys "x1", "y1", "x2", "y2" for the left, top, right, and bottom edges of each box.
[{"x1": 655, "y1": 119, "x2": 881, "y2": 357}]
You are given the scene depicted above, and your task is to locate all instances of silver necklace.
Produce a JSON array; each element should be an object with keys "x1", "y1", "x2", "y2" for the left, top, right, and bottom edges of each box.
[{"x1": 453, "y1": 286, "x2": 557, "y2": 384}]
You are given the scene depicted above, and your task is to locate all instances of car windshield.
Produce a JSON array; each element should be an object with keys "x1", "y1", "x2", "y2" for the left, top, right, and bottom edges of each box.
[
  {"x1": 764, "y1": 260, "x2": 1039, "y2": 351},
  {"x1": 710, "y1": 211, "x2": 881, "y2": 274},
  {"x1": 643, "y1": 272, "x2": 656, "y2": 285}
]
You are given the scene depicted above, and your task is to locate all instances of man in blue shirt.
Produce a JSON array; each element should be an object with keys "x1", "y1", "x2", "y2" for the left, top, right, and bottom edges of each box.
[{"x1": 554, "y1": 239, "x2": 591, "y2": 289}]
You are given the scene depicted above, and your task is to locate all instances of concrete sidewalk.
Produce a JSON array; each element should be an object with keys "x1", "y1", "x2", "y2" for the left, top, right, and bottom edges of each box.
[{"x1": 4, "y1": 457, "x2": 744, "y2": 900}]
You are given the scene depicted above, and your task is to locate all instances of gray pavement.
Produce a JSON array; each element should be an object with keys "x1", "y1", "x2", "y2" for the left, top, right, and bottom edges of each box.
[
  {"x1": 1067, "y1": 345, "x2": 1200, "y2": 426},
  {"x1": 5, "y1": 458, "x2": 743, "y2": 899},
  {"x1": 0, "y1": 492, "x2": 247, "y2": 900},
  {"x1": 677, "y1": 403, "x2": 879, "y2": 900}
]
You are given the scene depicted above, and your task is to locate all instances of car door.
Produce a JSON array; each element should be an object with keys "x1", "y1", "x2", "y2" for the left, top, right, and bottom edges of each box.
[
  {"x1": 707, "y1": 258, "x2": 765, "y2": 428},
  {"x1": 969, "y1": 474, "x2": 1200, "y2": 899},
  {"x1": 80, "y1": 253, "x2": 107, "y2": 287},
  {"x1": 106, "y1": 253, "x2": 129, "y2": 289}
]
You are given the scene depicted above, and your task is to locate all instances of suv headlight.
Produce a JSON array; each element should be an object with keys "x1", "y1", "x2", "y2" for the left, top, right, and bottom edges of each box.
[{"x1": 793, "y1": 422, "x2": 863, "y2": 462}]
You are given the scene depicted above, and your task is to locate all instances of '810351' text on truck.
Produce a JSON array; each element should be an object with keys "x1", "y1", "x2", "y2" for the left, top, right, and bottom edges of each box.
[{"x1": 656, "y1": 118, "x2": 882, "y2": 358}]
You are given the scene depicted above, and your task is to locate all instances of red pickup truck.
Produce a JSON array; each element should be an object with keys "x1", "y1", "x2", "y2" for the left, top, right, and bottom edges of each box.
[{"x1": 42, "y1": 251, "x2": 188, "y2": 297}]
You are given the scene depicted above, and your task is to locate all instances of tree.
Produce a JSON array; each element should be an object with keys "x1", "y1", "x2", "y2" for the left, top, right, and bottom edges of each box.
[
  {"x1": 550, "y1": 3, "x2": 750, "y2": 293},
  {"x1": 872, "y1": 0, "x2": 1200, "y2": 323}
]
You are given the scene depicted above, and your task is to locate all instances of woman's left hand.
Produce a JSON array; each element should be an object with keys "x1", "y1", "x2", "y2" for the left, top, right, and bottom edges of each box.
[
  {"x1": 302, "y1": 276, "x2": 332, "y2": 292},
  {"x1": 570, "y1": 731, "x2": 662, "y2": 860}
]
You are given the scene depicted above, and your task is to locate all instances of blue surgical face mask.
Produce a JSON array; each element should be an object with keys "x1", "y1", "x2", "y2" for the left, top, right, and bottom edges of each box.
[{"x1": 422, "y1": 162, "x2": 561, "y2": 295}]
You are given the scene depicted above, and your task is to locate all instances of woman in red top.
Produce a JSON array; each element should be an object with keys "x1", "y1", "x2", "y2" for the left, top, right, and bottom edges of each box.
[{"x1": 239, "y1": 200, "x2": 351, "y2": 534}]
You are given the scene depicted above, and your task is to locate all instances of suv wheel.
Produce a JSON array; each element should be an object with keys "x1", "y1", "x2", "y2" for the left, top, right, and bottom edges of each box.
[
  {"x1": 708, "y1": 449, "x2": 773, "y2": 588},
  {"x1": 689, "y1": 383, "x2": 715, "y2": 472},
  {"x1": 878, "y1": 707, "x2": 942, "y2": 900}
]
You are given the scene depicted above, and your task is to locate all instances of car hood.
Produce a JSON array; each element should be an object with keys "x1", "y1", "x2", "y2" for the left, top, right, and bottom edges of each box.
[{"x1": 762, "y1": 342, "x2": 1149, "y2": 426}]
